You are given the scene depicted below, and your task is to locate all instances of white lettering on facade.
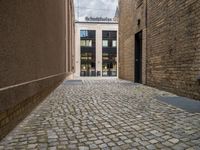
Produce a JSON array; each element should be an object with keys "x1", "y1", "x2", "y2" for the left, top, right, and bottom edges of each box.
[{"x1": 85, "y1": 17, "x2": 116, "y2": 22}]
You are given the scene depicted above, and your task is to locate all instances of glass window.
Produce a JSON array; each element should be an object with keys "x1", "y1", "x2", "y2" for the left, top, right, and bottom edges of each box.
[
  {"x1": 80, "y1": 40, "x2": 92, "y2": 47},
  {"x1": 112, "y1": 40, "x2": 117, "y2": 47},
  {"x1": 80, "y1": 30, "x2": 96, "y2": 38},
  {"x1": 103, "y1": 31, "x2": 117, "y2": 39},
  {"x1": 103, "y1": 32, "x2": 110, "y2": 38},
  {"x1": 102, "y1": 53, "x2": 109, "y2": 56},
  {"x1": 80, "y1": 40, "x2": 86, "y2": 46},
  {"x1": 80, "y1": 30, "x2": 88, "y2": 37},
  {"x1": 103, "y1": 40, "x2": 108, "y2": 47},
  {"x1": 110, "y1": 31, "x2": 117, "y2": 38},
  {"x1": 86, "y1": 40, "x2": 92, "y2": 47}
]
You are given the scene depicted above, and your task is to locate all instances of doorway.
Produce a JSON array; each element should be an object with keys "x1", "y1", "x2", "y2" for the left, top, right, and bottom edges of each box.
[
  {"x1": 135, "y1": 31, "x2": 142, "y2": 83},
  {"x1": 102, "y1": 61, "x2": 117, "y2": 76}
]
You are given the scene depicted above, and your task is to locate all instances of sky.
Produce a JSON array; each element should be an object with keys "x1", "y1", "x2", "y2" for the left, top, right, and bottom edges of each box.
[{"x1": 74, "y1": 0, "x2": 118, "y2": 22}]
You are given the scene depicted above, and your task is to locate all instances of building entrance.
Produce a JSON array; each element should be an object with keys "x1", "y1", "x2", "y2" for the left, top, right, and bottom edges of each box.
[
  {"x1": 80, "y1": 52, "x2": 96, "y2": 76},
  {"x1": 102, "y1": 57, "x2": 117, "y2": 77},
  {"x1": 135, "y1": 31, "x2": 142, "y2": 83}
]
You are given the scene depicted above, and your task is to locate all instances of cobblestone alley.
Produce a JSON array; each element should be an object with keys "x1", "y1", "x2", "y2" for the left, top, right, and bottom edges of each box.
[{"x1": 0, "y1": 79, "x2": 200, "y2": 150}]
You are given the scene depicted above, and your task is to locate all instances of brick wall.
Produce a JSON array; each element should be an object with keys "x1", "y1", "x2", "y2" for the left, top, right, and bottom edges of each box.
[
  {"x1": 119, "y1": 0, "x2": 135, "y2": 81},
  {"x1": 119, "y1": 0, "x2": 200, "y2": 100},
  {"x1": 146, "y1": 0, "x2": 200, "y2": 100},
  {"x1": 119, "y1": 0, "x2": 147, "y2": 83}
]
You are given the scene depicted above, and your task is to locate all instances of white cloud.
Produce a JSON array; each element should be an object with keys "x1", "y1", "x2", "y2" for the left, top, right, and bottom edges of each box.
[{"x1": 74, "y1": 0, "x2": 118, "y2": 21}]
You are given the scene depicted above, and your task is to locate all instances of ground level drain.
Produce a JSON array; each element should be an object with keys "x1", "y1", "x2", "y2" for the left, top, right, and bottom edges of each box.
[
  {"x1": 156, "y1": 96, "x2": 200, "y2": 113},
  {"x1": 64, "y1": 80, "x2": 82, "y2": 85}
]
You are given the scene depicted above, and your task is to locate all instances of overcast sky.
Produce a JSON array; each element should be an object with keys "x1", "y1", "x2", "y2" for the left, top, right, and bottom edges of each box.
[{"x1": 74, "y1": 0, "x2": 118, "y2": 21}]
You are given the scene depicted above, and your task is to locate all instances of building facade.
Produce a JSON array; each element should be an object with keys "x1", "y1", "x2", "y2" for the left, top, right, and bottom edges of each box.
[
  {"x1": 0, "y1": 0, "x2": 75, "y2": 140},
  {"x1": 75, "y1": 22, "x2": 118, "y2": 77},
  {"x1": 119, "y1": 0, "x2": 200, "y2": 100}
]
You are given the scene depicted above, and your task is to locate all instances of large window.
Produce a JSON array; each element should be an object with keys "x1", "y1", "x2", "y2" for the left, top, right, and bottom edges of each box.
[
  {"x1": 102, "y1": 31, "x2": 117, "y2": 76},
  {"x1": 80, "y1": 30, "x2": 96, "y2": 76}
]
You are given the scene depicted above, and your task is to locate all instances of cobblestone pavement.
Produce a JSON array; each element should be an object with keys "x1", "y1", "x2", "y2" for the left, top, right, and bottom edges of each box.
[{"x1": 0, "y1": 78, "x2": 200, "y2": 150}]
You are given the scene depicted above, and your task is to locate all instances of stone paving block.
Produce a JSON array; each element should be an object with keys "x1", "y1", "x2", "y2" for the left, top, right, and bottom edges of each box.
[
  {"x1": 49, "y1": 146, "x2": 57, "y2": 150},
  {"x1": 146, "y1": 144, "x2": 156, "y2": 150},
  {"x1": 78, "y1": 146, "x2": 90, "y2": 150},
  {"x1": 95, "y1": 140, "x2": 103, "y2": 145},
  {"x1": 168, "y1": 138, "x2": 180, "y2": 144},
  {"x1": 149, "y1": 139, "x2": 158, "y2": 144},
  {"x1": 68, "y1": 144, "x2": 77, "y2": 150},
  {"x1": 89, "y1": 143, "x2": 98, "y2": 149},
  {"x1": 99, "y1": 143, "x2": 108, "y2": 149}
]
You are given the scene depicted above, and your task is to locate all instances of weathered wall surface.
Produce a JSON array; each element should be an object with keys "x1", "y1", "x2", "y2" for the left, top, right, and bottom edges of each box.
[
  {"x1": 0, "y1": 0, "x2": 74, "y2": 140},
  {"x1": 119, "y1": 0, "x2": 134, "y2": 81},
  {"x1": 119, "y1": 0, "x2": 200, "y2": 100},
  {"x1": 146, "y1": 0, "x2": 200, "y2": 100},
  {"x1": 119, "y1": 0, "x2": 147, "y2": 83}
]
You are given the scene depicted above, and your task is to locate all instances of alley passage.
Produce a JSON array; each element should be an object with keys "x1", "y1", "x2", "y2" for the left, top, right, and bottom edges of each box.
[{"x1": 0, "y1": 79, "x2": 200, "y2": 150}]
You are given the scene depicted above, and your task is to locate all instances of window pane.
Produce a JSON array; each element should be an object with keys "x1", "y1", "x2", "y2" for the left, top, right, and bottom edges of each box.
[
  {"x1": 112, "y1": 40, "x2": 117, "y2": 47},
  {"x1": 80, "y1": 30, "x2": 88, "y2": 37},
  {"x1": 80, "y1": 40, "x2": 85, "y2": 46},
  {"x1": 102, "y1": 53, "x2": 109, "y2": 56},
  {"x1": 103, "y1": 40, "x2": 108, "y2": 47},
  {"x1": 89, "y1": 40, "x2": 92, "y2": 47},
  {"x1": 110, "y1": 31, "x2": 117, "y2": 38},
  {"x1": 86, "y1": 40, "x2": 92, "y2": 47}
]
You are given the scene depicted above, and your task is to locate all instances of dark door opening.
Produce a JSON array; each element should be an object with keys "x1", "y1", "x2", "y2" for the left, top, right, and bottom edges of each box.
[{"x1": 135, "y1": 31, "x2": 142, "y2": 83}]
